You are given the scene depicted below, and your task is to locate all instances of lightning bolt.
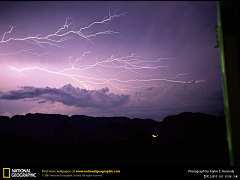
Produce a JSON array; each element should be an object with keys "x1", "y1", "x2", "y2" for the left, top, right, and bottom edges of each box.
[
  {"x1": 9, "y1": 52, "x2": 206, "y2": 91},
  {"x1": 0, "y1": 10, "x2": 126, "y2": 56},
  {"x1": 2, "y1": 9, "x2": 206, "y2": 91},
  {"x1": 0, "y1": 49, "x2": 50, "y2": 56}
]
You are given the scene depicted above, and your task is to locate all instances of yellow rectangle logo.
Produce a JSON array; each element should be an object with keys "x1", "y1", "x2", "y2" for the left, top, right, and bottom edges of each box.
[{"x1": 3, "y1": 168, "x2": 10, "y2": 178}]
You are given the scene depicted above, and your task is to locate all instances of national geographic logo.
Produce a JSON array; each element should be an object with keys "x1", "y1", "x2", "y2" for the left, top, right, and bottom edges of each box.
[
  {"x1": 3, "y1": 168, "x2": 36, "y2": 178},
  {"x1": 3, "y1": 168, "x2": 10, "y2": 178}
]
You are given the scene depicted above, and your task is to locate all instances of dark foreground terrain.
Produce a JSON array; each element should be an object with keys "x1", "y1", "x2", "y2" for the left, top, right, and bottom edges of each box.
[{"x1": 1, "y1": 112, "x2": 229, "y2": 166}]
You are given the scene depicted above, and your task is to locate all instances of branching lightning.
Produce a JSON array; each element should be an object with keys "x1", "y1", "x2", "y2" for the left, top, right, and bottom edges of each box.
[
  {"x1": 10, "y1": 52, "x2": 206, "y2": 91},
  {"x1": 3, "y1": 9, "x2": 206, "y2": 91},
  {"x1": 0, "y1": 9, "x2": 126, "y2": 56}
]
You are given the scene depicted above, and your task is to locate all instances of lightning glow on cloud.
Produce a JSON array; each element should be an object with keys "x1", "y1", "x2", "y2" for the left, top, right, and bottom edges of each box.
[
  {"x1": 9, "y1": 53, "x2": 206, "y2": 91},
  {"x1": 2, "y1": 9, "x2": 206, "y2": 92},
  {"x1": 0, "y1": 1, "x2": 220, "y2": 120}
]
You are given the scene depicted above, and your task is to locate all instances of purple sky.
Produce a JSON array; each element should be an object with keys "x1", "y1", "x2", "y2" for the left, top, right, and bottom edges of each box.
[{"x1": 0, "y1": 1, "x2": 223, "y2": 121}]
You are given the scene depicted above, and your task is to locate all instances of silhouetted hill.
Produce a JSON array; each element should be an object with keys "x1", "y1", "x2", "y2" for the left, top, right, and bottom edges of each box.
[
  {"x1": 159, "y1": 112, "x2": 226, "y2": 140},
  {"x1": 0, "y1": 113, "x2": 68, "y2": 136},
  {"x1": 154, "y1": 112, "x2": 229, "y2": 166},
  {"x1": 0, "y1": 112, "x2": 226, "y2": 140},
  {"x1": 0, "y1": 113, "x2": 161, "y2": 137},
  {"x1": 0, "y1": 112, "x2": 230, "y2": 166}
]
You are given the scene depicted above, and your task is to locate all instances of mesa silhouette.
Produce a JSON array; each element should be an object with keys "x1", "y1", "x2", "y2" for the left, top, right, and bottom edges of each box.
[
  {"x1": 0, "y1": 112, "x2": 229, "y2": 166},
  {"x1": 0, "y1": 113, "x2": 161, "y2": 138}
]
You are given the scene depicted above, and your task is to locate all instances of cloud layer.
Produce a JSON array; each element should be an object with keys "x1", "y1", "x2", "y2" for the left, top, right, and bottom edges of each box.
[{"x1": 0, "y1": 84, "x2": 130, "y2": 109}]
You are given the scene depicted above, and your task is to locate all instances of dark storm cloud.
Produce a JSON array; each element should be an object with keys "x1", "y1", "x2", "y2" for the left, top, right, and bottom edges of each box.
[{"x1": 0, "y1": 84, "x2": 130, "y2": 109}]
